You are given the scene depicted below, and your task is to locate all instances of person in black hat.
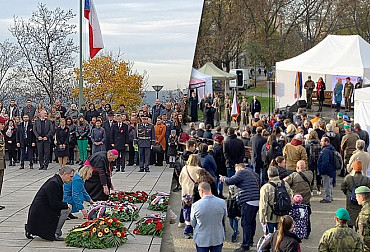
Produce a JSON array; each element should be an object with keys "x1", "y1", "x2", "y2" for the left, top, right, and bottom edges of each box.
[{"x1": 134, "y1": 114, "x2": 155, "y2": 172}]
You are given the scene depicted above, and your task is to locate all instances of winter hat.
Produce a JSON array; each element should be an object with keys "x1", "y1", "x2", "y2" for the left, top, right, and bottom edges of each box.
[
  {"x1": 293, "y1": 194, "x2": 303, "y2": 204},
  {"x1": 214, "y1": 134, "x2": 224, "y2": 144},
  {"x1": 353, "y1": 160, "x2": 363, "y2": 172},
  {"x1": 343, "y1": 125, "x2": 351, "y2": 130}
]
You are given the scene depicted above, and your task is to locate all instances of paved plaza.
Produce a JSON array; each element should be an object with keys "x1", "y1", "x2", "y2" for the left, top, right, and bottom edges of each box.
[{"x1": 0, "y1": 162, "x2": 173, "y2": 252}]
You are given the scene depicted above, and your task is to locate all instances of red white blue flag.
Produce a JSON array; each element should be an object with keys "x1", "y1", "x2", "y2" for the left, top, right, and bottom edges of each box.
[
  {"x1": 84, "y1": 0, "x2": 104, "y2": 58},
  {"x1": 231, "y1": 91, "x2": 240, "y2": 120}
]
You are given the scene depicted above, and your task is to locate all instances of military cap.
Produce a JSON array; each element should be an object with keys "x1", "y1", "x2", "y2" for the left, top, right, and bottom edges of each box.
[
  {"x1": 355, "y1": 186, "x2": 370, "y2": 194},
  {"x1": 0, "y1": 116, "x2": 5, "y2": 124},
  {"x1": 336, "y1": 208, "x2": 350, "y2": 221}
]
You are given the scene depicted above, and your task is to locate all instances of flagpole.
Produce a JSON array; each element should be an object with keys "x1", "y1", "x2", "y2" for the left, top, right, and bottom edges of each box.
[{"x1": 78, "y1": 0, "x2": 84, "y2": 109}]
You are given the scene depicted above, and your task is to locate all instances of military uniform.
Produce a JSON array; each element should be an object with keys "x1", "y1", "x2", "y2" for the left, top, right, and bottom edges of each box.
[
  {"x1": 134, "y1": 121, "x2": 155, "y2": 172},
  {"x1": 344, "y1": 82, "x2": 354, "y2": 111},
  {"x1": 224, "y1": 98, "x2": 231, "y2": 127},
  {"x1": 240, "y1": 100, "x2": 249, "y2": 128},
  {"x1": 318, "y1": 223, "x2": 364, "y2": 251},
  {"x1": 304, "y1": 79, "x2": 315, "y2": 109},
  {"x1": 356, "y1": 201, "x2": 370, "y2": 251}
]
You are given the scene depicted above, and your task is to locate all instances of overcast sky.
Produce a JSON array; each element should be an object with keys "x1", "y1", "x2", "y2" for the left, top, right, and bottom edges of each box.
[{"x1": 0, "y1": 0, "x2": 203, "y2": 90}]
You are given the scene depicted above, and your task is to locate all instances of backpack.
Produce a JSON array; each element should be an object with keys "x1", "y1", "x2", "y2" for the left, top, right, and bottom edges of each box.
[
  {"x1": 349, "y1": 176, "x2": 364, "y2": 205},
  {"x1": 308, "y1": 141, "x2": 321, "y2": 166},
  {"x1": 333, "y1": 150, "x2": 343, "y2": 170},
  {"x1": 269, "y1": 180, "x2": 291, "y2": 219}
]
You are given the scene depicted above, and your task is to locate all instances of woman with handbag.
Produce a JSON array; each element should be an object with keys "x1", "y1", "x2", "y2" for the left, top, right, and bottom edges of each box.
[
  {"x1": 154, "y1": 117, "x2": 166, "y2": 166},
  {"x1": 55, "y1": 118, "x2": 69, "y2": 169}
]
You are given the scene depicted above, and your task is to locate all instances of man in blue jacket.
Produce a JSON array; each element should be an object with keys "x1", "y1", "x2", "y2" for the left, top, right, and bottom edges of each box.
[
  {"x1": 317, "y1": 137, "x2": 336, "y2": 203},
  {"x1": 220, "y1": 163, "x2": 260, "y2": 252}
]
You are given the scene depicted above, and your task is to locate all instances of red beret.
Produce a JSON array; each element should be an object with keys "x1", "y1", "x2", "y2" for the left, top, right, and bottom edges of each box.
[
  {"x1": 0, "y1": 116, "x2": 5, "y2": 124},
  {"x1": 346, "y1": 77, "x2": 350, "y2": 80}
]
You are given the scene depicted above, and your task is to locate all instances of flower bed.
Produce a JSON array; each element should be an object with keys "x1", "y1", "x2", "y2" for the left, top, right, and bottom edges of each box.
[
  {"x1": 147, "y1": 192, "x2": 170, "y2": 211},
  {"x1": 66, "y1": 217, "x2": 127, "y2": 249},
  {"x1": 109, "y1": 191, "x2": 149, "y2": 203},
  {"x1": 88, "y1": 201, "x2": 139, "y2": 222},
  {"x1": 133, "y1": 214, "x2": 165, "y2": 237}
]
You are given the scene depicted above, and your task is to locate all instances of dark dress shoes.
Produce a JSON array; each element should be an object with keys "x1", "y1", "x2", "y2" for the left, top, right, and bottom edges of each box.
[
  {"x1": 139, "y1": 168, "x2": 145, "y2": 172},
  {"x1": 25, "y1": 224, "x2": 33, "y2": 239},
  {"x1": 68, "y1": 213, "x2": 78, "y2": 220},
  {"x1": 54, "y1": 235, "x2": 65, "y2": 241}
]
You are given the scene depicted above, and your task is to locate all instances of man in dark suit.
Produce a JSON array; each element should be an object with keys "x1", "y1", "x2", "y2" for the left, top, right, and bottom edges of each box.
[
  {"x1": 103, "y1": 111, "x2": 115, "y2": 151},
  {"x1": 33, "y1": 110, "x2": 54, "y2": 170},
  {"x1": 16, "y1": 114, "x2": 36, "y2": 169},
  {"x1": 111, "y1": 114, "x2": 129, "y2": 172},
  {"x1": 250, "y1": 95, "x2": 261, "y2": 117},
  {"x1": 250, "y1": 126, "x2": 267, "y2": 181}
]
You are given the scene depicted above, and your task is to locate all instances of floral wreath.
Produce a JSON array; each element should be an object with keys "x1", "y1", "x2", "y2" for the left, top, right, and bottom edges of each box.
[
  {"x1": 65, "y1": 217, "x2": 127, "y2": 249},
  {"x1": 88, "y1": 201, "x2": 139, "y2": 222},
  {"x1": 109, "y1": 190, "x2": 149, "y2": 203},
  {"x1": 133, "y1": 214, "x2": 166, "y2": 237},
  {"x1": 147, "y1": 192, "x2": 170, "y2": 211}
]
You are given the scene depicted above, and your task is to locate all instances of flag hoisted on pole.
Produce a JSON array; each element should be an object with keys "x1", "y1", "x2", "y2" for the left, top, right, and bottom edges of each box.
[
  {"x1": 231, "y1": 90, "x2": 240, "y2": 120},
  {"x1": 84, "y1": 0, "x2": 104, "y2": 59},
  {"x1": 294, "y1": 71, "x2": 303, "y2": 99}
]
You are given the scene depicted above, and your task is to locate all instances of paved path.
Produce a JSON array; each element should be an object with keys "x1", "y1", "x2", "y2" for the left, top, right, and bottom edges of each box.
[{"x1": 0, "y1": 162, "x2": 172, "y2": 252}]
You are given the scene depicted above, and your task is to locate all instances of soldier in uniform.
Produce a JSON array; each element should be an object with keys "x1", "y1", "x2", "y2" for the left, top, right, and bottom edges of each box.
[
  {"x1": 344, "y1": 77, "x2": 354, "y2": 112},
  {"x1": 319, "y1": 208, "x2": 363, "y2": 251},
  {"x1": 355, "y1": 186, "x2": 370, "y2": 251},
  {"x1": 304, "y1": 75, "x2": 315, "y2": 109},
  {"x1": 224, "y1": 93, "x2": 231, "y2": 127},
  {"x1": 0, "y1": 116, "x2": 5, "y2": 210},
  {"x1": 212, "y1": 93, "x2": 221, "y2": 127},
  {"x1": 240, "y1": 96, "x2": 249, "y2": 130},
  {"x1": 134, "y1": 114, "x2": 155, "y2": 172}
]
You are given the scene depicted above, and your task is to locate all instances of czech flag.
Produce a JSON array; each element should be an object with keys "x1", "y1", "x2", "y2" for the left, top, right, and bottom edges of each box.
[
  {"x1": 84, "y1": 0, "x2": 104, "y2": 59},
  {"x1": 294, "y1": 71, "x2": 302, "y2": 99},
  {"x1": 231, "y1": 91, "x2": 240, "y2": 120}
]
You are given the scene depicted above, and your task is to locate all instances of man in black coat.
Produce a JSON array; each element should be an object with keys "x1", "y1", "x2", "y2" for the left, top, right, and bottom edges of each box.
[
  {"x1": 250, "y1": 95, "x2": 261, "y2": 117},
  {"x1": 204, "y1": 103, "x2": 215, "y2": 128},
  {"x1": 16, "y1": 114, "x2": 36, "y2": 169},
  {"x1": 189, "y1": 91, "x2": 198, "y2": 122},
  {"x1": 250, "y1": 127, "x2": 267, "y2": 179},
  {"x1": 151, "y1": 99, "x2": 165, "y2": 123},
  {"x1": 111, "y1": 114, "x2": 129, "y2": 172},
  {"x1": 354, "y1": 123, "x2": 369, "y2": 151},
  {"x1": 25, "y1": 166, "x2": 74, "y2": 241},
  {"x1": 103, "y1": 111, "x2": 115, "y2": 151},
  {"x1": 85, "y1": 150, "x2": 118, "y2": 201},
  {"x1": 33, "y1": 110, "x2": 54, "y2": 170},
  {"x1": 223, "y1": 127, "x2": 245, "y2": 177}
]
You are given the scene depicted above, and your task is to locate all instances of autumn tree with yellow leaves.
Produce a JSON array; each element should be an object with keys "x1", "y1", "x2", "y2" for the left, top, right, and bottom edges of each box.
[{"x1": 74, "y1": 54, "x2": 147, "y2": 111}]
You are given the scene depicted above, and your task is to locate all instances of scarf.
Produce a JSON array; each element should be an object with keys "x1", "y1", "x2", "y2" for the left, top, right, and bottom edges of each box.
[
  {"x1": 317, "y1": 81, "x2": 323, "y2": 95},
  {"x1": 6, "y1": 127, "x2": 13, "y2": 137}
]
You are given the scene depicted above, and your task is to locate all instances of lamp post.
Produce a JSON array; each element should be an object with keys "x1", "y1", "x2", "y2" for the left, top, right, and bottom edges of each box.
[{"x1": 152, "y1": 85, "x2": 164, "y2": 99}]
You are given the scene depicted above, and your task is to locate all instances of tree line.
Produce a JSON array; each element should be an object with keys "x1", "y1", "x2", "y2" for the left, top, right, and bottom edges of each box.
[{"x1": 193, "y1": 0, "x2": 370, "y2": 72}]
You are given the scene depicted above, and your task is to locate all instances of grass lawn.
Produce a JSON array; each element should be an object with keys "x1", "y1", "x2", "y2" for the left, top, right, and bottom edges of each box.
[{"x1": 248, "y1": 86, "x2": 267, "y2": 93}]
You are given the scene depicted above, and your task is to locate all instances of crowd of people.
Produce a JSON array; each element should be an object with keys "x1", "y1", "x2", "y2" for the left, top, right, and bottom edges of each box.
[
  {"x1": 1, "y1": 90, "x2": 370, "y2": 251},
  {"x1": 172, "y1": 95, "x2": 370, "y2": 252}
]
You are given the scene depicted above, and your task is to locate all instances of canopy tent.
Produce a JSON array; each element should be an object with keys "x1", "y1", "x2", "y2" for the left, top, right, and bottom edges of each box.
[
  {"x1": 198, "y1": 62, "x2": 237, "y2": 81},
  {"x1": 276, "y1": 35, "x2": 370, "y2": 108},
  {"x1": 354, "y1": 87, "x2": 370, "y2": 174},
  {"x1": 190, "y1": 68, "x2": 213, "y2": 103}
]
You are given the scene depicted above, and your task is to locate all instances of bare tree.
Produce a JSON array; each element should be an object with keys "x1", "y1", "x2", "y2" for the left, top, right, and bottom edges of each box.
[
  {"x1": 10, "y1": 3, "x2": 78, "y2": 105},
  {"x1": 0, "y1": 40, "x2": 22, "y2": 101}
]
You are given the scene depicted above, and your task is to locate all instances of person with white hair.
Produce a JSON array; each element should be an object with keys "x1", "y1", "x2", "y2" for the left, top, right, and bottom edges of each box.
[
  {"x1": 65, "y1": 104, "x2": 78, "y2": 119},
  {"x1": 197, "y1": 122, "x2": 205, "y2": 138},
  {"x1": 347, "y1": 139, "x2": 370, "y2": 176},
  {"x1": 323, "y1": 123, "x2": 340, "y2": 152}
]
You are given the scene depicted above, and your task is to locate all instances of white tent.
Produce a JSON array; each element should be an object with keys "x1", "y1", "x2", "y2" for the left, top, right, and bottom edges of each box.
[
  {"x1": 354, "y1": 87, "x2": 370, "y2": 174},
  {"x1": 190, "y1": 68, "x2": 213, "y2": 103},
  {"x1": 276, "y1": 35, "x2": 370, "y2": 108}
]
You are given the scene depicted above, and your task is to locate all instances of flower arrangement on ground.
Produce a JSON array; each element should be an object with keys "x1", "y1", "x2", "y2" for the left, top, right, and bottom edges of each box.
[
  {"x1": 88, "y1": 201, "x2": 139, "y2": 222},
  {"x1": 147, "y1": 192, "x2": 170, "y2": 211},
  {"x1": 65, "y1": 217, "x2": 127, "y2": 249},
  {"x1": 133, "y1": 214, "x2": 165, "y2": 237},
  {"x1": 109, "y1": 190, "x2": 149, "y2": 203}
]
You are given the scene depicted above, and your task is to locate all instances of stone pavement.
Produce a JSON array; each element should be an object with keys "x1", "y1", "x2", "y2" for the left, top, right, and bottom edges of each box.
[{"x1": 0, "y1": 161, "x2": 173, "y2": 252}]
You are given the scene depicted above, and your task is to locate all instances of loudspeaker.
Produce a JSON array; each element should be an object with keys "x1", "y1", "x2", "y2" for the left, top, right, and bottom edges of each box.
[
  {"x1": 297, "y1": 100, "x2": 307, "y2": 108},
  {"x1": 289, "y1": 103, "x2": 299, "y2": 113}
]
